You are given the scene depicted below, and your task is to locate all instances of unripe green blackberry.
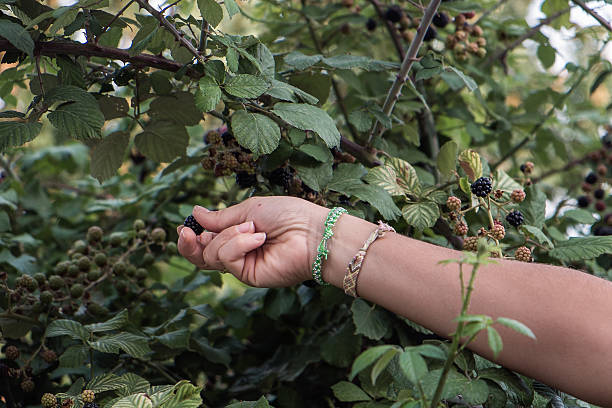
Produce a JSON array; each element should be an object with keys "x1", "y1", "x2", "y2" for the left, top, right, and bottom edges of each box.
[
  {"x1": 41, "y1": 393, "x2": 57, "y2": 408},
  {"x1": 515, "y1": 246, "x2": 531, "y2": 262},
  {"x1": 135, "y1": 268, "x2": 147, "y2": 280},
  {"x1": 40, "y1": 290, "x2": 53, "y2": 305},
  {"x1": 126, "y1": 265, "x2": 136, "y2": 277},
  {"x1": 55, "y1": 260, "x2": 71, "y2": 276},
  {"x1": 94, "y1": 253, "x2": 107, "y2": 267},
  {"x1": 70, "y1": 283, "x2": 84, "y2": 298},
  {"x1": 166, "y1": 242, "x2": 178, "y2": 255},
  {"x1": 78, "y1": 257, "x2": 91, "y2": 272},
  {"x1": 137, "y1": 229, "x2": 149, "y2": 240},
  {"x1": 49, "y1": 275, "x2": 65, "y2": 290},
  {"x1": 110, "y1": 232, "x2": 123, "y2": 246},
  {"x1": 17, "y1": 275, "x2": 38, "y2": 292},
  {"x1": 87, "y1": 226, "x2": 103, "y2": 243},
  {"x1": 87, "y1": 269, "x2": 101, "y2": 281},
  {"x1": 21, "y1": 377, "x2": 34, "y2": 392},
  {"x1": 142, "y1": 253, "x2": 155, "y2": 266},
  {"x1": 73, "y1": 240, "x2": 88, "y2": 254},
  {"x1": 151, "y1": 227, "x2": 166, "y2": 242},
  {"x1": 81, "y1": 390, "x2": 95, "y2": 403},
  {"x1": 5, "y1": 345, "x2": 19, "y2": 360},
  {"x1": 491, "y1": 224, "x2": 505, "y2": 240},
  {"x1": 34, "y1": 272, "x2": 46, "y2": 285},
  {"x1": 113, "y1": 261, "x2": 127, "y2": 276},
  {"x1": 87, "y1": 302, "x2": 109, "y2": 316},
  {"x1": 510, "y1": 189, "x2": 526, "y2": 203},
  {"x1": 68, "y1": 263, "x2": 80, "y2": 277},
  {"x1": 139, "y1": 291, "x2": 153, "y2": 302},
  {"x1": 41, "y1": 349, "x2": 57, "y2": 363},
  {"x1": 133, "y1": 219, "x2": 146, "y2": 231},
  {"x1": 115, "y1": 280, "x2": 128, "y2": 293},
  {"x1": 463, "y1": 236, "x2": 478, "y2": 252}
]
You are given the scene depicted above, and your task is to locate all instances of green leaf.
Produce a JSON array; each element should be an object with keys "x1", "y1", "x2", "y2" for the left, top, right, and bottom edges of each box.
[
  {"x1": 445, "y1": 66, "x2": 478, "y2": 91},
  {"x1": 371, "y1": 348, "x2": 399, "y2": 385},
  {"x1": 401, "y1": 201, "x2": 440, "y2": 231},
  {"x1": 86, "y1": 373, "x2": 126, "y2": 393},
  {"x1": 458, "y1": 149, "x2": 482, "y2": 181},
  {"x1": 549, "y1": 236, "x2": 612, "y2": 262},
  {"x1": 155, "y1": 328, "x2": 190, "y2": 349},
  {"x1": 492, "y1": 169, "x2": 522, "y2": 192},
  {"x1": 272, "y1": 102, "x2": 341, "y2": 148},
  {"x1": 162, "y1": 381, "x2": 203, "y2": 408},
  {"x1": 293, "y1": 161, "x2": 333, "y2": 192},
  {"x1": 85, "y1": 309, "x2": 129, "y2": 332},
  {"x1": 197, "y1": 0, "x2": 223, "y2": 28},
  {"x1": 266, "y1": 80, "x2": 318, "y2": 104},
  {"x1": 117, "y1": 373, "x2": 150, "y2": 395},
  {"x1": 49, "y1": 7, "x2": 79, "y2": 35},
  {"x1": 48, "y1": 101, "x2": 105, "y2": 139},
  {"x1": 191, "y1": 337, "x2": 231, "y2": 366},
  {"x1": 298, "y1": 144, "x2": 333, "y2": 162},
  {"x1": 284, "y1": 51, "x2": 322, "y2": 70},
  {"x1": 321, "y1": 320, "x2": 362, "y2": 368},
  {"x1": 486, "y1": 326, "x2": 503, "y2": 358},
  {"x1": 90, "y1": 131, "x2": 130, "y2": 183},
  {"x1": 497, "y1": 317, "x2": 536, "y2": 339},
  {"x1": 224, "y1": 74, "x2": 269, "y2": 98},
  {"x1": 398, "y1": 350, "x2": 428, "y2": 383},
  {"x1": 89, "y1": 332, "x2": 152, "y2": 358},
  {"x1": 45, "y1": 85, "x2": 95, "y2": 104},
  {"x1": 111, "y1": 393, "x2": 153, "y2": 408},
  {"x1": 348, "y1": 110, "x2": 372, "y2": 132},
  {"x1": 59, "y1": 344, "x2": 89, "y2": 368},
  {"x1": 322, "y1": 55, "x2": 399, "y2": 71},
  {"x1": 563, "y1": 208, "x2": 596, "y2": 224},
  {"x1": 521, "y1": 225, "x2": 553, "y2": 249},
  {"x1": 478, "y1": 367, "x2": 533, "y2": 405},
  {"x1": 0, "y1": 122, "x2": 42, "y2": 152},
  {"x1": 0, "y1": 20, "x2": 34, "y2": 56},
  {"x1": 351, "y1": 298, "x2": 391, "y2": 340},
  {"x1": 134, "y1": 121, "x2": 188, "y2": 163},
  {"x1": 148, "y1": 92, "x2": 202, "y2": 126},
  {"x1": 224, "y1": 0, "x2": 240, "y2": 18},
  {"x1": 331, "y1": 381, "x2": 371, "y2": 402},
  {"x1": 365, "y1": 157, "x2": 421, "y2": 196},
  {"x1": 231, "y1": 110, "x2": 281, "y2": 156},
  {"x1": 196, "y1": 76, "x2": 222, "y2": 112},
  {"x1": 437, "y1": 141, "x2": 457, "y2": 178},
  {"x1": 520, "y1": 186, "x2": 546, "y2": 228},
  {"x1": 350, "y1": 345, "x2": 396, "y2": 381},
  {"x1": 97, "y1": 95, "x2": 129, "y2": 120},
  {"x1": 537, "y1": 44, "x2": 556, "y2": 69},
  {"x1": 46, "y1": 319, "x2": 91, "y2": 341}
]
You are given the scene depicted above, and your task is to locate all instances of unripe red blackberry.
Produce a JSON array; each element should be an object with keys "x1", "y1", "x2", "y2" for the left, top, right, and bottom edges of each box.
[
  {"x1": 87, "y1": 226, "x2": 103, "y2": 243},
  {"x1": 595, "y1": 201, "x2": 606, "y2": 212},
  {"x1": 491, "y1": 224, "x2": 505, "y2": 240},
  {"x1": 597, "y1": 164, "x2": 607, "y2": 176},
  {"x1": 505, "y1": 210, "x2": 524, "y2": 227},
  {"x1": 49, "y1": 275, "x2": 64, "y2": 290},
  {"x1": 70, "y1": 283, "x2": 84, "y2": 298},
  {"x1": 151, "y1": 227, "x2": 167, "y2": 242},
  {"x1": 184, "y1": 215, "x2": 205, "y2": 235},
  {"x1": 511, "y1": 189, "x2": 526, "y2": 203},
  {"x1": 214, "y1": 163, "x2": 227, "y2": 177},
  {"x1": 201, "y1": 157, "x2": 215, "y2": 170},
  {"x1": 41, "y1": 349, "x2": 57, "y2": 363},
  {"x1": 133, "y1": 219, "x2": 145, "y2": 231},
  {"x1": 463, "y1": 236, "x2": 478, "y2": 252},
  {"x1": 82, "y1": 390, "x2": 95, "y2": 403},
  {"x1": 515, "y1": 246, "x2": 532, "y2": 262},
  {"x1": 582, "y1": 182, "x2": 593, "y2": 193},
  {"x1": 94, "y1": 253, "x2": 107, "y2": 267},
  {"x1": 462, "y1": 11, "x2": 475, "y2": 19},
  {"x1": 454, "y1": 221, "x2": 468, "y2": 236},
  {"x1": 470, "y1": 177, "x2": 492, "y2": 197},
  {"x1": 204, "y1": 130, "x2": 222, "y2": 145},
  {"x1": 42, "y1": 393, "x2": 57, "y2": 408},
  {"x1": 21, "y1": 377, "x2": 34, "y2": 392},
  {"x1": 446, "y1": 196, "x2": 461, "y2": 211},
  {"x1": 454, "y1": 14, "x2": 466, "y2": 26},
  {"x1": 5, "y1": 345, "x2": 19, "y2": 360},
  {"x1": 493, "y1": 189, "x2": 503, "y2": 199}
]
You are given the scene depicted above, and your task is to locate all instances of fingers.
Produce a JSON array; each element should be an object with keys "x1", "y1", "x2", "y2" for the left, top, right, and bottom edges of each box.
[
  {"x1": 192, "y1": 200, "x2": 252, "y2": 233},
  {"x1": 202, "y1": 221, "x2": 255, "y2": 269},
  {"x1": 218, "y1": 232, "x2": 266, "y2": 282},
  {"x1": 177, "y1": 228, "x2": 216, "y2": 269}
]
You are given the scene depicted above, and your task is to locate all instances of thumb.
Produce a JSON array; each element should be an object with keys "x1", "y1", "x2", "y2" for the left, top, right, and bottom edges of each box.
[{"x1": 193, "y1": 202, "x2": 247, "y2": 233}]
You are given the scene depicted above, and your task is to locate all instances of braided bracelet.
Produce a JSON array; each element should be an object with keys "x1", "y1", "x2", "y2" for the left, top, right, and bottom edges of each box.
[
  {"x1": 343, "y1": 221, "x2": 395, "y2": 297},
  {"x1": 312, "y1": 207, "x2": 347, "y2": 285}
]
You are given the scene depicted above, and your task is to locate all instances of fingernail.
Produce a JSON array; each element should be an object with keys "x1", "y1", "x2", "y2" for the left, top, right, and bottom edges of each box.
[
  {"x1": 194, "y1": 205, "x2": 210, "y2": 213},
  {"x1": 253, "y1": 232, "x2": 266, "y2": 242},
  {"x1": 237, "y1": 221, "x2": 254, "y2": 233},
  {"x1": 180, "y1": 229, "x2": 186, "y2": 238}
]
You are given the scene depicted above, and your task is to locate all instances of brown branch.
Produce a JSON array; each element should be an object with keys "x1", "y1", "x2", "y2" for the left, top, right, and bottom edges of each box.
[
  {"x1": 484, "y1": 7, "x2": 571, "y2": 67},
  {"x1": 0, "y1": 40, "x2": 201, "y2": 77},
  {"x1": 340, "y1": 136, "x2": 381, "y2": 167},
  {"x1": 367, "y1": 0, "x2": 406, "y2": 60},
  {"x1": 572, "y1": 0, "x2": 612, "y2": 32},
  {"x1": 133, "y1": 0, "x2": 205, "y2": 63}
]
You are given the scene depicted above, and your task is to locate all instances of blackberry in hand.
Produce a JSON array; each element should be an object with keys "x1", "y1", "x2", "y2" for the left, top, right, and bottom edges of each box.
[
  {"x1": 235, "y1": 172, "x2": 257, "y2": 188},
  {"x1": 83, "y1": 404, "x2": 99, "y2": 408},
  {"x1": 184, "y1": 215, "x2": 205, "y2": 235},
  {"x1": 470, "y1": 177, "x2": 492, "y2": 197},
  {"x1": 585, "y1": 172, "x2": 598, "y2": 184},
  {"x1": 506, "y1": 210, "x2": 524, "y2": 227}
]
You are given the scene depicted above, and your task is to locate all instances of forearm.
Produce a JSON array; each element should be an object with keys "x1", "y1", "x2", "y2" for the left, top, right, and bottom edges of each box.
[{"x1": 320, "y1": 213, "x2": 612, "y2": 405}]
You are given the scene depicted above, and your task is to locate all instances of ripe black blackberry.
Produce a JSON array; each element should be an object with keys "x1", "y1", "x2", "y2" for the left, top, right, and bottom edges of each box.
[
  {"x1": 432, "y1": 12, "x2": 449, "y2": 28},
  {"x1": 384, "y1": 5, "x2": 403, "y2": 23},
  {"x1": 221, "y1": 131, "x2": 234, "y2": 146},
  {"x1": 585, "y1": 172, "x2": 598, "y2": 184},
  {"x1": 269, "y1": 167, "x2": 293, "y2": 190},
  {"x1": 424, "y1": 26, "x2": 437, "y2": 41},
  {"x1": 83, "y1": 404, "x2": 99, "y2": 408},
  {"x1": 235, "y1": 172, "x2": 257, "y2": 188},
  {"x1": 594, "y1": 188, "x2": 605, "y2": 200},
  {"x1": 470, "y1": 177, "x2": 492, "y2": 197},
  {"x1": 505, "y1": 210, "x2": 524, "y2": 227},
  {"x1": 577, "y1": 195, "x2": 590, "y2": 208},
  {"x1": 366, "y1": 18, "x2": 377, "y2": 31},
  {"x1": 184, "y1": 215, "x2": 204, "y2": 235}
]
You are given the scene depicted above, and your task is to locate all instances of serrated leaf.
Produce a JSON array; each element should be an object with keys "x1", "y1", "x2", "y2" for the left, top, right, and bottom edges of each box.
[
  {"x1": 446, "y1": 66, "x2": 478, "y2": 91},
  {"x1": 46, "y1": 319, "x2": 90, "y2": 341},
  {"x1": 398, "y1": 350, "x2": 428, "y2": 383},
  {"x1": 111, "y1": 393, "x2": 153, "y2": 408},
  {"x1": 155, "y1": 328, "x2": 190, "y2": 349},
  {"x1": 196, "y1": 76, "x2": 222, "y2": 112},
  {"x1": 134, "y1": 121, "x2": 188, "y2": 163},
  {"x1": 322, "y1": 55, "x2": 399, "y2": 71},
  {"x1": 321, "y1": 320, "x2": 362, "y2": 368},
  {"x1": 266, "y1": 80, "x2": 318, "y2": 104},
  {"x1": 48, "y1": 101, "x2": 105, "y2": 139},
  {"x1": 272, "y1": 102, "x2": 340, "y2": 148},
  {"x1": 351, "y1": 298, "x2": 391, "y2": 340},
  {"x1": 298, "y1": 143, "x2": 333, "y2": 162},
  {"x1": 90, "y1": 131, "x2": 130, "y2": 182},
  {"x1": 478, "y1": 367, "x2": 533, "y2": 405},
  {"x1": 89, "y1": 332, "x2": 151, "y2": 358},
  {"x1": 231, "y1": 110, "x2": 280, "y2": 156},
  {"x1": 59, "y1": 344, "x2": 89, "y2": 368},
  {"x1": 365, "y1": 157, "x2": 421, "y2": 196},
  {"x1": 224, "y1": 0, "x2": 240, "y2": 18},
  {"x1": 371, "y1": 348, "x2": 399, "y2": 385},
  {"x1": 293, "y1": 161, "x2": 332, "y2": 192},
  {"x1": 458, "y1": 149, "x2": 482, "y2": 181},
  {"x1": 402, "y1": 201, "x2": 440, "y2": 230},
  {"x1": 492, "y1": 169, "x2": 522, "y2": 192},
  {"x1": 45, "y1": 85, "x2": 95, "y2": 104},
  {"x1": 86, "y1": 373, "x2": 125, "y2": 393},
  {"x1": 284, "y1": 51, "x2": 322, "y2": 70},
  {"x1": 521, "y1": 225, "x2": 553, "y2": 249},
  {"x1": 97, "y1": 95, "x2": 129, "y2": 120},
  {"x1": 197, "y1": 0, "x2": 223, "y2": 27},
  {"x1": 148, "y1": 92, "x2": 202, "y2": 126},
  {"x1": 350, "y1": 345, "x2": 396, "y2": 380},
  {"x1": 549, "y1": 236, "x2": 612, "y2": 261},
  {"x1": 487, "y1": 326, "x2": 503, "y2": 358},
  {"x1": 162, "y1": 381, "x2": 203, "y2": 408},
  {"x1": 563, "y1": 208, "x2": 596, "y2": 224},
  {"x1": 437, "y1": 141, "x2": 457, "y2": 178},
  {"x1": 497, "y1": 317, "x2": 536, "y2": 339},
  {"x1": 0, "y1": 19, "x2": 33, "y2": 56},
  {"x1": 85, "y1": 309, "x2": 129, "y2": 332},
  {"x1": 224, "y1": 74, "x2": 269, "y2": 98},
  {"x1": 331, "y1": 381, "x2": 371, "y2": 402},
  {"x1": 0, "y1": 122, "x2": 42, "y2": 152}
]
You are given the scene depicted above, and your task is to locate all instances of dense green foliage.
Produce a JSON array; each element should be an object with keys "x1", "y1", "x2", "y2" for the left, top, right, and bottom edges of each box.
[{"x1": 1, "y1": 0, "x2": 612, "y2": 406}]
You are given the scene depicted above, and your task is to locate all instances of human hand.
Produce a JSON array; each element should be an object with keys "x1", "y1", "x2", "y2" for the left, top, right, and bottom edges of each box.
[{"x1": 177, "y1": 196, "x2": 328, "y2": 287}]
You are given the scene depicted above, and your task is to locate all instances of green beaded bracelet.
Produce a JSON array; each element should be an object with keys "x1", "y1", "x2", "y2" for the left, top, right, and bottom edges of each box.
[{"x1": 312, "y1": 207, "x2": 347, "y2": 285}]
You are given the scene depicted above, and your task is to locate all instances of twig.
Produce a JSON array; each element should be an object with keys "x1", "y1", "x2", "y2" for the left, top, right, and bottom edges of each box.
[
  {"x1": 367, "y1": 0, "x2": 442, "y2": 145},
  {"x1": 484, "y1": 7, "x2": 571, "y2": 67},
  {"x1": 133, "y1": 0, "x2": 205, "y2": 63},
  {"x1": 199, "y1": 19, "x2": 210, "y2": 52},
  {"x1": 35, "y1": 55, "x2": 45, "y2": 97},
  {"x1": 571, "y1": 0, "x2": 612, "y2": 32},
  {"x1": 367, "y1": 0, "x2": 406, "y2": 60},
  {"x1": 161, "y1": 0, "x2": 184, "y2": 13},
  {"x1": 97, "y1": 0, "x2": 135, "y2": 42},
  {"x1": 491, "y1": 68, "x2": 588, "y2": 170}
]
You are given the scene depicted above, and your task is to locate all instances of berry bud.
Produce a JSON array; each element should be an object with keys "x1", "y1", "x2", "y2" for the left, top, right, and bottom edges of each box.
[
  {"x1": 82, "y1": 390, "x2": 95, "y2": 403},
  {"x1": 87, "y1": 226, "x2": 103, "y2": 243},
  {"x1": 453, "y1": 221, "x2": 468, "y2": 236},
  {"x1": 70, "y1": 283, "x2": 84, "y2": 298},
  {"x1": 151, "y1": 227, "x2": 167, "y2": 242},
  {"x1": 40, "y1": 290, "x2": 53, "y2": 305},
  {"x1": 133, "y1": 219, "x2": 146, "y2": 231},
  {"x1": 41, "y1": 349, "x2": 57, "y2": 363},
  {"x1": 166, "y1": 242, "x2": 178, "y2": 255},
  {"x1": 94, "y1": 253, "x2": 107, "y2": 267},
  {"x1": 87, "y1": 269, "x2": 102, "y2": 281},
  {"x1": 49, "y1": 275, "x2": 65, "y2": 290},
  {"x1": 78, "y1": 257, "x2": 91, "y2": 271}
]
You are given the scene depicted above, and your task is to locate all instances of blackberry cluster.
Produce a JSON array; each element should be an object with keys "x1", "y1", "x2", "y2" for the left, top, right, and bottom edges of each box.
[
  {"x1": 505, "y1": 210, "x2": 524, "y2": 227},
  {"x1": 470, "y1": 177, "x2": 492, "y2": 197},
  {"x1": 269, "y1": 167, "x2": 294, "y2": 191},
  {"x1": 201, "y1": 126, "x2": 257, "y2": 178},
  {"x1": 577, "y1": 141, "x2": 610, "y2": 212},
  {"x1": 235, "y1": 171, "x2": 257, "y2": 188},
  {"x1": 184, "y1": 215, "x2": 205, "y2": 235},
  {"x1": 446, "y1": 12, "x2": 487, "y2": 60}
]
